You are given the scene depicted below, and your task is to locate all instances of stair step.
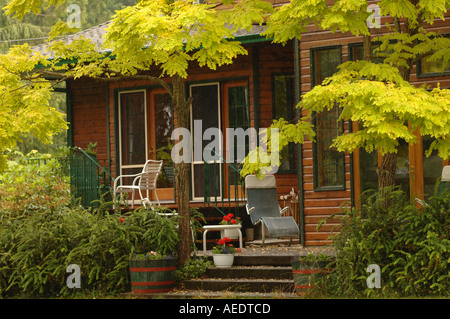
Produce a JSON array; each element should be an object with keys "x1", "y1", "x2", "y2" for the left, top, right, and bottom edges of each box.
[
  {"x1": 206, "y1": 266, "x2": 293, "y2": 279},
  {"x1": 202, "y1": 255, "x2": 294, "y2": 267},
  {"x1": 184, "y1": 278, "x2": 295, "y2": 293},
  {"x1": 122, "y1": 290, "x2": 298, "y2": 299},
  {"x1": 233, "y1": 255, "x2": 293, "y2": 266}
]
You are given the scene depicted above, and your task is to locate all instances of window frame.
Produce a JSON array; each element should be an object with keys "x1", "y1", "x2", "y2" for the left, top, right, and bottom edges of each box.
[
  {"x1": 416, "y1": 33, "x2": 450, "y2": 78},
  {"x1": 271, "y1": 72, "x2": 297, "y2": 174},
  {"x1": 310, "y1": 45, "x2": 346, "y2": 191}
]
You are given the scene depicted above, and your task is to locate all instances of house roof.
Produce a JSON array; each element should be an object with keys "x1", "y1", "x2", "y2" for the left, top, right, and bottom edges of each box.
[{"x1": 31, "y1": 21, "x2": 268, "y2": 59}]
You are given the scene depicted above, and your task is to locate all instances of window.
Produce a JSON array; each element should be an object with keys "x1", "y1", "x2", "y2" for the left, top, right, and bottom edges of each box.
[
  {"x1": 311, "y1": 46, "x2": 345, "y2": 190},
  {"x1": 272, "y1": 74, "x2": 297, "y2": 172},
  {"x1": 119, "y1": 90, "x2": 147, "y2": 183},
  {"x1": 418, "y1": 57, "x2": 450, "y2": 77},
  {"x1": 348, "y1": 43, "x2": 383, "y2": 64}
]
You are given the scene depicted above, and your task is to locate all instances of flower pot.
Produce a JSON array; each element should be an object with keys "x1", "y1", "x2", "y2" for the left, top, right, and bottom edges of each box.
[
  {"x1": 222, "y1": 227, "x2": 240, "y2": 239},
  {"x1": 213, "y1": 254, "x2": 234, "y2": 268},
  {"x1": 129, "y1": 258, "x2": 177, "y2": 294},
  {"x1": 292, "y1": 260, "x2": 331, "y2": 296}
]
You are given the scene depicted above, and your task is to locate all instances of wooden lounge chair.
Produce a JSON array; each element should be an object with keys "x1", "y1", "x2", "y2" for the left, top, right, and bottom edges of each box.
[
  {"x1": 113, "y1": 160, "x2": 163, "y2": 208},
  {"x1": 245, "y1": 174, "x2": 300, "y2": 246}
]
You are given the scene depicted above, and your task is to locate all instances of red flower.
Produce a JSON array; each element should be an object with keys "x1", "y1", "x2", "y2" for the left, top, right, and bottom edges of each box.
[
  {"x1": 218, "y1": 237, "x2": 231, "y2": 245},
  {"x1": 119, "y1": 217, "x2": 125, "y2": 223},
  {"x1": 231, "y1": 219, "x2": 237, "y2": 224}
]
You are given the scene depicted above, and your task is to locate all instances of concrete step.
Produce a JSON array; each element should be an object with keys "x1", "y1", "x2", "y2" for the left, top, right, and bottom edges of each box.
[
  {"x1": 122, "y1": 290, "x2": 298, "y2": 299},
  {"x1": 184, "y1": 278, "x2": 295, "y2": 294},
  {"x1": 205, "y1": 266, "x2": 293, "y2": 280},
  {"x1": 201, "y1": 255, "x2": 294, "y2": 267}
]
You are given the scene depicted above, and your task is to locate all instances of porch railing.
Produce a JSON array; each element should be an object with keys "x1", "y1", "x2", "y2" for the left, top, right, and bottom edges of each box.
[{"x1": 203, "y1": 148, "x2": 246, "y2": 218}]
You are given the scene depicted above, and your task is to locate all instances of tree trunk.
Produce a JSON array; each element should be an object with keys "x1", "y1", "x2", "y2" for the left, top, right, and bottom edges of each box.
[
  {"x1": 362, "y1": 34, "x2": 400, "y2": 191},
  {"x1": 377, "y1": 152, "x2": 397, "y2": 189},
  {"x1": 172, "y1": 74, "x2": 192, "y2": 267}
]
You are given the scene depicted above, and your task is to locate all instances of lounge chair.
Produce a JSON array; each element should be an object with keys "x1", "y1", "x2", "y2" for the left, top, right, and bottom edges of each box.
[{"x1": 245, "y1": 174, "x2": 300, "y2": 246}]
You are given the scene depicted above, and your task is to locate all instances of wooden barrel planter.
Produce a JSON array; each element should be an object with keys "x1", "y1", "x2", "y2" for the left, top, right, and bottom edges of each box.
[
  {"x1": 129, "y1": 258, "x2": 177, "y2": 294},
  {"x1": 292, "y1": 258, "x2": 333, "y2": 296}
]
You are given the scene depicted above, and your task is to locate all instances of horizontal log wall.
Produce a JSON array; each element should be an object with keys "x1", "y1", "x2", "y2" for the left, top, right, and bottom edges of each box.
[{"x1": 299, "y1": 11, "x2": 450, "y2": 245}]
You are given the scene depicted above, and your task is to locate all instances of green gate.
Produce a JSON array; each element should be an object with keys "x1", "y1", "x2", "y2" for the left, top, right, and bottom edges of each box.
[
  {"x1": 27, "y1": 148, "x2": 113, "y2": 208},
  {"x1": 69, "y1": 147, "x2": 113, "y2": 207}
]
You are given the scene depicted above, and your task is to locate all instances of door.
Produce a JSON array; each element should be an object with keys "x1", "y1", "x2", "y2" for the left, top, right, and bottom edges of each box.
[
  {"x1": 118, "y1": 90, "x2": 148, "y2": 184},
  {"x1": 190, "y1": 83, "x2": 222, "y2": 201},
  {"x1": 222, "y1": 81, "x2": 249, "y2": 200},
  {"x1": 149, "y1": 89, "x2": 175, "y2": 201}
]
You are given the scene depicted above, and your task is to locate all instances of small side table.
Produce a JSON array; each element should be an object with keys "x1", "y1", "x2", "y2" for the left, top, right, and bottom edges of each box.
[{"x1": 202, "y1": 224, "x2": 243, "y2": 252}]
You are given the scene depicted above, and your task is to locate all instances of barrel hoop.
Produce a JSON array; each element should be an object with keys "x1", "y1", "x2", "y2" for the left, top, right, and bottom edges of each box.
[
  {"x1": 295, "y1": 284, "x2": 314, "y2": 289},
  {"x1": 132, "y1": 288, "x2": 173, "y2": 293},
  {"x1": 129, "y1": 266, "x2": 176, "y2": 272}
]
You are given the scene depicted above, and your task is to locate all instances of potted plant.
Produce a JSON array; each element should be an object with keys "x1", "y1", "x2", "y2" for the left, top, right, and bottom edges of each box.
[
  {"x1": 291, "y1": 253, "x2": 334, "y2": 296},
  {"x1": 128, "y1": 207, "x2": 180, "y2": 294},
  {"x1": 212, "y1": 237, "x2": 241, "y2": 268},
  {"x1": 129, "y1": 251, "x2": 177, "y2": 294},
  {"x1": 219, "y1": 213, "x2": 242, "y2": 239}
]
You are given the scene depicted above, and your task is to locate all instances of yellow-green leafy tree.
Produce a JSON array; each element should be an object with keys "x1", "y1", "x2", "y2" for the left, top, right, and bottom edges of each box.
[
  {"x1": 0, "y1": 45, "x2": 67, "y2": 171},
  {"x1": 236, "y1": 0, "x2": 450, "y2": 190},
  {"x1": 1, "y1": 0, "x2": 259, "y2": 265}
]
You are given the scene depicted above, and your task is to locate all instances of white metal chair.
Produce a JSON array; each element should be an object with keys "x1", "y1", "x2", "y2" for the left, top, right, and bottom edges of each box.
[{"x1": 113, "y1": 160, "x2": 163, "y2": 208}]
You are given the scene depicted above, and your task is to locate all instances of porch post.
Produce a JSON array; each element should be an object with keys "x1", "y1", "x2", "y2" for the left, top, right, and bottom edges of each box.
[{"x1": 294, "y1": 37, "x2": 305, "y2": 246}]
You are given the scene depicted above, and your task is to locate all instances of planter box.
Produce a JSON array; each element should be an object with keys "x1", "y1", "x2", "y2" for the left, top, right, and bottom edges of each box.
[{"x1": 129, "y1": 258, "x2": 177, "y2": 294}]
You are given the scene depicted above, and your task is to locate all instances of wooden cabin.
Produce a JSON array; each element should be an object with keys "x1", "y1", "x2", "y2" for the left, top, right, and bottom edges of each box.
[{"x1": 34, "y1": 2, "x2": 450, "y2": 246}]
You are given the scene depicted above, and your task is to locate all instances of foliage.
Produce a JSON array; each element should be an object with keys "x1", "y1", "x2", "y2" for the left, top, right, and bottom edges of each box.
[
  {"x1": 212, "y1": 237, "x2": 241, "y2": 255},
  {"x1": 302, "y1": 60, "x2": 450, "y2": 158},
  {"x1": 240, "y1": 117, "x2": 315, "y2": 177},
  {"x1": 320, "y1": 187, "x2": 449, "y2": 297},
  {"x1": 0, "y1": 44, "x2": 67, "y2": 172},
  {"x1": 0, "y1": 204, "x2": 182, "y2": 297},
  {"x1": 130, "y1": 251, "x2": 176, "y2": 261},
  {"x1": 238, "y1": 0, "x2": 450, "y2": 177},
  {"x1": 0, "y1": 150, "x2": 71, "y2": 213},
  {"x1": 292, "y1": 253, "x2": 333, "y2": 264},
  {"x1": 175, "y1": 256, "x2": 213, "y2": 282}
]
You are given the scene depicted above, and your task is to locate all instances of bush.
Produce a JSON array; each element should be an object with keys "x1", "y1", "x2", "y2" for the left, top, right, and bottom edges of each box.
[
  {"x1": 0, "y1": 151, "x2": 71, "y2": 213},
  {"x1": 0, "y1": 206, "x2": 180, "y2": 298},
  {"x1": 320, "y1": 186, "x2": 449, "y2": 298},
  {"x1": 175, "y1": 256, "x2": 213, "y2": 282}
]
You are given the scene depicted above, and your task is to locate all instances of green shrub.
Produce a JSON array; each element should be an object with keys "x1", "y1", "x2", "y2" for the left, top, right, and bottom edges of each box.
[
  {"x1": 0, "y1": 151, "x2": 71, "y2": 214},
  {"x1": 320, "y1": 187, "x2": 449, "y2": 298},
  {"x1": 0, "y1": 206, "x2": 181, "y2": 298},
  {"x1": 175, "y1": 256, "x2": 213, "y2": 282}
]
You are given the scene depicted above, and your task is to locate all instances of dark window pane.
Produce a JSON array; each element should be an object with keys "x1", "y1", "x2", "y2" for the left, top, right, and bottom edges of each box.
[
  {"x1": 315, "y1": 107, "x2": 345, "y2": 187},
  {"x1": 120, "y1": 92, "x2": 146, "y2": 166},
  {"x1": 228, "y1": 85, "x2": 250, "y2": 164},
  {"x1": 273, "y1": 74, "x2": 297, "y2": 171},
  {"x1": 422, "y1": 136, "x2": 443, "y2": 199},
  {"x1": 154, "y1": 92, "x2": 174, "y2": 188},
  {"x1": 313, "y1": 47, "x2": 340, "y2": 85},
  {"x1": 311, "y1": 47, "x2": 344, "y2": 188}
]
